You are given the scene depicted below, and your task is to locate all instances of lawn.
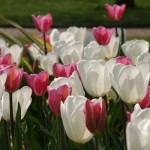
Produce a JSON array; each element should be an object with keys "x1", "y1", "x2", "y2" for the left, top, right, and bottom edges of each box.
[{"x1": 0, "y1": 0, "x2": 150, "y2": 27}]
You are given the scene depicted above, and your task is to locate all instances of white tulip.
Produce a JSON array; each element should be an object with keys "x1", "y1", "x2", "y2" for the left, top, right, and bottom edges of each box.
[
  {"x1": 50, "y1": 71, "x2": 85, "y2": 96},
  {"x1": 122, "y1": 39, "x2": 149, "y2": 64},
  {"x1": 2, "y1": 86, "x2": 32, "y2": 121},
  {"x1": 67, "y1": 26, "x2": 87, "y2": 44},
  {"x1": 77, "y1": 60, "x2": 111, "y2": 97},
  {"x1": 61, "y1": 96, "x2": 93, "y2": 143},
  {"x1": 104, "y1": 36, "x2": 120, "y2": 59},
  {"x1": 83, "y1": 41, "x2": 105, "y2": 60},
  {"x1": 110, "y1": 62, "x2": 150, "y2": 103},
  {"x1": 1, "y1": 44, "x2": 23, "y2": 65},
  {"x1": 0, "y1": 72, "x2": 7, "y2": 98},
  {"x1": 39, "y1": 52, "x2": 58, "y2": 75},
  {"x1": 50, "y1": 29, "x2": 75, "y2": 46},
  {"x1": 27, "y1": 43, "x2": 43, "y2": 60},
  {"x1": 126, "y1": 104, "x2": 150, "y2": 150},
  {"x1": 58, "y1": 42, "x2": 84, "y2": 64}
]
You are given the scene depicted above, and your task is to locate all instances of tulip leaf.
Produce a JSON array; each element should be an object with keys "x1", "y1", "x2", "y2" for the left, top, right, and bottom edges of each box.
[
  {"x1": 0, "y1": 29, "x2": 22, "y2": 46},
  {"x1": 21, "y1": 57, "x2": 33, "y2": 73},
  {"x1": 13, "y1": 103, "x2": 22, "y2": 150},
  {"x1": 0, "y1": 16, "x2": 44, "y2": 54}
]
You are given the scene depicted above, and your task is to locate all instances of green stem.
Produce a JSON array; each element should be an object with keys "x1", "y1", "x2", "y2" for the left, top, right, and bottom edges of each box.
[
  {"x1": 121, "y1": 27, "x2": 124, "y2": 45},
  {"x1": 43, "y1": 32, "x2": 47, "y2": 55},
  {"x1": 9, "y1": 92, "x2": 14, "y2": 149},
  {"x1": 4, "y1": 120, "x2": 10, "y2": 150},
  {"x1": 38, "y1": 99, "x2": 47, "y2": 150},
  {"x1": 58, "y1": 118, "x2": 65, "y2": 150},
  {"x1": 115, "y1": 21, "x2": 118, "y2": 37},
  {"x1": 104, "y1": 129, "x2": 110, "y2": 150},
  {"x1": 120, "y1": 101, "x2": 127, "y2": 150},
  {"x1": 94, "y1": 136, "x2": 99, "y2": 150}
]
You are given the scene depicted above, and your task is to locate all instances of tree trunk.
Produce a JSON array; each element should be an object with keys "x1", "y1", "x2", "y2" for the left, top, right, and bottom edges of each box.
[{"x1": 116, "y1": 0, "x2": 135, "y2": 8}]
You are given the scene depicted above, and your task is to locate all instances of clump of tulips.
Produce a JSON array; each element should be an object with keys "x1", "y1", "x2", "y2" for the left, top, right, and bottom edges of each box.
[{"x1": 0, "y1": 3, "x2": 149, "y2": 150}]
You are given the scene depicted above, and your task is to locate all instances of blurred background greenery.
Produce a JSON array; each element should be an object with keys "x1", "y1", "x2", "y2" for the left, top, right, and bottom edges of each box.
[{"x1": 0, "y1": 0, "x2": 149, "y2": 27}]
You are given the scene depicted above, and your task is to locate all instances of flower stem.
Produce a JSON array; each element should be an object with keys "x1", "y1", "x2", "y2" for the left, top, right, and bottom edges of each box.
[
  {"x1": 58, "y1": 117, "x2": 65, "y2": 150},
  {"x1": 120, "y1": 101, "x2": 127, "y2": 150},
  {"x1": 104, "y1": 129, "x2": 110, "y2": 150},
  {"x1": 9, "y1": 92, "x2": 14, "y2": 149},
  {"x1": 94, "y1": 136, "x2": 99, "y2": 150},
  {"x1": 115, "y1": 21, "x2": 118, "y2": 37},
  {"x1": 43, "y1": 32, "x2": 47, "y2": 55}
]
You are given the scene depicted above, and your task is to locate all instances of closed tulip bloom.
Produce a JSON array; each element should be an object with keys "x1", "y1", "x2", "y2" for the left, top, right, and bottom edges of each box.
[
  {"x1": 32, "y1": 13, "x2": 52, "y2": 32},
  {"x1": 110, "y1": 62, "x2": 150, "y2": 103},
  {"x1": 126, "y1": 104, "x2": 150, "y2": 150},
  {"x1": 39, "y1": 52, "x2": 58, "y2": 75},
  {"x1": 84, "y1": 98, "x2": 107, "y2": 134},
  {"x1": 122, "y1": 39, "x2": 149, "y2": 64},
  {"x1": 61, "y1": 96, "x2": 93, "y2": 143},
  {"x1": 77, "y1": 60, "x2": 111, "y2": 97},
  {"x1": 47, "y1": 85, "x2": 72, "y2": 116},
  {"x1": 53, "y1": 62, "x2": 77, "y2": 78},
  {"x1": 24, "y1": 71, "x2": 49, "y2": 96},
  {"x1": 50, "y1": 71, "x2": 85, "y2": 96},
  {"x1": 0, "y1": 54, "x2": 11, "y2": 65},
  {"x1": 2, "y1": 86, "x2": 32, "y2": 121},
  {"x1": 92, "y1": 26, "x2": 115, "y2": 45},
  {"x1": 5, "y1": 67, "x2": 23, "y2": 93},
  {"x1": 0, "y1": 72, "x2": 7, "y2": 98},
  {"x1": 139, "y1": 86, "x2": 150, "y2": 109},
  {"x1": 105, "y1": 4, "x2": 126, "y2": 21},
  {"x1": 0, "y1": 100, "x2": 3, "y2": 121},
  {"x1": 137, "y1": 52, "x2": 150, "y2": 64}
]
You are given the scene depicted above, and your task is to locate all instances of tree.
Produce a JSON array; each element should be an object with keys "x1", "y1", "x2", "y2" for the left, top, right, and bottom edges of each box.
[{"x1": 116, "y1": 0, "x2": 135, "y2": 8}]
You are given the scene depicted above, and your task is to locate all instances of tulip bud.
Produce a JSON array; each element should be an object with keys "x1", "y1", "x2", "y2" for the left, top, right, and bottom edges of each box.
[
  {"x1": 47, "y1": 85, "x2": 72, "y2": 116},
  {"x1": 32, "y1": 13, "x2": 52, "y2": 32},
  {"x1": 53, "y1": 62, "x2": 77, "y2": 78},
  {"x1": 24, "y1": 71, "x2": 49, "y2": 96},
  {"x1": 92, "y1": 26, "x2": 115, "y2": 45},
  {"x1": 105, "y1": 4, "x2": 126, "y2": 21},
  {"x1": 84, "y1": 98, "x2": 107, "y2": 134},
  {"x1": 5, "y1": 67, "x2": 23, "y2": 93}
]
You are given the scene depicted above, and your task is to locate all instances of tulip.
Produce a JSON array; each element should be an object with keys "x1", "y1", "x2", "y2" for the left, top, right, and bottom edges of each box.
[
  {"x1": 139, "y1": 86, "x2": 150, "y2": 109},
  {"x1": 84, "y1": 98, "x2": 107, "y2": 134},
  {"x1": 105, "y1": 4, "x2": 126, "y2": 21},
  {"x1": 26, "y1": 43, "x2": 42, "y2": 60},
  {"x1": 24, "y1": 71, "x2": 49, "y2": 96},
  {"x1": 61, "y1": 96, "x2": 93, "y2": 143},
  {"x1": 0, "y1": 72, "x2": 7, "y2": 98},
  {"x1": 50, "y1": 71, "x2": 85, "y2": 96},
  {"x1": 0, "y1": 54, "x2": 11, "y2": 65},
  {"x1": 77, "y1": 60, "x2": 111, "y2": 97},
  {"x1": 104, "y1": 36, "x2": 120, "y2": 59},
  {"x1": 47, "y1": 85, "x2": 72, "y2": 116},
  {"x1": 2, "y1": 86, "x2": 32, "y2": 121},
  {"x1": 0, "y1": 37, "x2": 8, "y2": 49},
  {"x1": 53, "y1": 62, "x2": 77, "y2": 78},
  {"x1": 32, "y1": 13, "x2": 52, "y2": 32},
  {"x1": 1, "y1": 44, "x2": 23, "y2": 66},
  {"x1": 83, "y1": 41, "x2": 105, "y2": 60},
  {"x1": 92, "y1": 26, "x2": 115, "y2": 45},
  {"x1": 110, "y1": 62, "x2": 150, "y2": 103},
  {"x1": 58, "y1": 41, "x2": 84, "y2": 64},
  {"x1": 126, "y1": 104, "x2": 150, "y2": 150},
  {"x1": 39, "y1": 52, "x2": 58, "y2": 75},
  {"x1": 122, "y1": 39, "x2": 149, "y2": 64},
  {"x1": 5, "y1": 67, "x2": 23, "y2": 93}
]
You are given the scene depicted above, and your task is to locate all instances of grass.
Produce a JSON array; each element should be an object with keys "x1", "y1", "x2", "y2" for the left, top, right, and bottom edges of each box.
[{"x1": 0, "y1": 0, "x2": 150, "y2": 27}]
